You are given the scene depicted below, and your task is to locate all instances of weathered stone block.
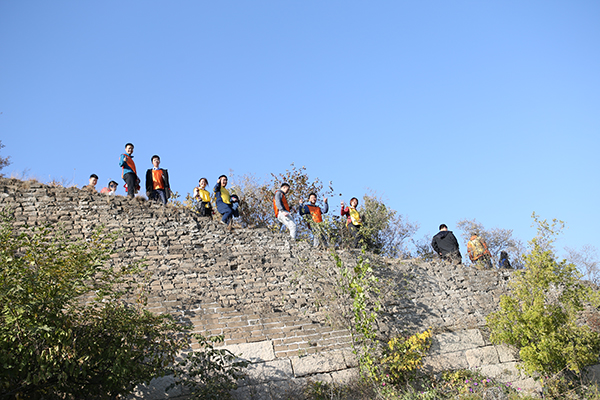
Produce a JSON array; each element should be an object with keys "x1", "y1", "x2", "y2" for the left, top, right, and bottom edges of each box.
[
  {"x1": 465, "y1": 346, "x2": 500, "y2": 367},
  {"x1": 429, "y1": 329, "x2": 485, "y2": 355},
  {"x1": 291, "y1": 351, "x2": 346, "y2": 377},
  {"x1": 222, "y1": 340, "x2": 275, "y2": 363},
  {"x1": 244, "y1": 359, "x2": 294, "y2": 384}
]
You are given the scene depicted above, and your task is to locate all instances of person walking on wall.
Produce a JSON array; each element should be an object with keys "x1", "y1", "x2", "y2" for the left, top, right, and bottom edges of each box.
[
  {"x1": 119, "y1": 143, "x2": 139, "y2": 198},
  {"x1": 341, "y1": 197, "x2": 364, "y2": 248},
  {"x1": 431, "y1": 224, "x2": 462, "y2": 264},
  {"x1": 299, "y1": 193, "x2": 329, "y2": 247},
  {"x1": 274, "y1": 183, "x2": 296, "y2": 240},
  {"x1": 145, "y1": 155, "x2": 171, "y2": 205}
]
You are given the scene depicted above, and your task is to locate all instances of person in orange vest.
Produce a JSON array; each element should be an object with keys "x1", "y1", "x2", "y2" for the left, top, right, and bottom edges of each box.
[
  {"x1": 118, "y1": 142, "x2": 140, "y2": 198},
  {"x1": 145, "y1": 155, "x2": 171, "y2": 205},
  {"x1": 299, "y1": 192, "x2": 328, "y2": 247},
  {"x1": 273, "y1": 183, "x2": 296, "y2": 240},
  {"x1": 467, "y1": 233, "x2": 492, "y2": 269},
  {"x1": 341, "y1": 197, "x2": 364, "y2": 248}
]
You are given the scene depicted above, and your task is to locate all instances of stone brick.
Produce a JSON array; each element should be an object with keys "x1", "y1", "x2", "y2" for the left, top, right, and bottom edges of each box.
[{"x1": 291, "y1": 351, "x2": 346, "y2": 377}]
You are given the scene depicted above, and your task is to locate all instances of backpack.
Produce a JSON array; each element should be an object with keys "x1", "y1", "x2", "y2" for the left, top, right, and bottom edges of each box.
[{"x1": 470, "y1": 238, "x2": 486, "y2": 259}]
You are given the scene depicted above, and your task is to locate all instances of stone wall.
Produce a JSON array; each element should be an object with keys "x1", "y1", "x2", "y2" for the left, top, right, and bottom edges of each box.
[{"x1": 1, "y1": 178, "x2": 541, "y2": 398}]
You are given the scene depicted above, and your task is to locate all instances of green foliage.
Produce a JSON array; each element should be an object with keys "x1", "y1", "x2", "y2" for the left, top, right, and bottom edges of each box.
[
  {"x1": 169, "y1": 334, "x2": 249, "y2": 400},
  {"x1": 334, "y1": 251, "x2": 382, "y2": 380},
  {"x1": 439, "y1": 369, "x2": 499, "y2": 395},
  {"x1": 358, "y1": 194, "x2": 418, "y2": 257},
  {"x1": 486, "y1": 213, "x2": 600, "y2": 378},
  {"x1": 304, "y1": 380, "x2": 351, "y2": 400},
  {"x1": 380, "y1": 329, "x2": 432, "y2": 384},
  {"x1": 0, "y1": 213, "x2": 187, "y2": 399}
]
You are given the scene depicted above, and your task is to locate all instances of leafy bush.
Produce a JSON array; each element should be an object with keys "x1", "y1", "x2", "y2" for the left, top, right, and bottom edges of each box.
[
  {"x1": 357, "y1": 194, "x2": 418, "y2": 257},
  {"x1": 0, "y1": 213, "x2": 187, "y2": 399},
  {"x1": 169, "y1": 334, "x2": 249, "y2": 400},
  {"x1": 380, "y1": 329, "x2": 432, "y2": 384},
  {"x1": 486, "y1": 214, "x2": 600, "y2": 378}
]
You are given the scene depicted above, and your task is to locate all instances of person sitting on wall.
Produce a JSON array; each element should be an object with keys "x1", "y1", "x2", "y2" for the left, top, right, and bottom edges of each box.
[
  {"x1": 213, "y1": 175, "x2": 239, "y2": 226},
  {"x1": 119, "y1": 142, "x2": 140, "y2": 198},
  {"x1": 499, "y1": 251, "x2": 512, "y2": 269},
  {"x1": 341, "y1": 197, "x2": 364, "y2": 248},
  {"x1": 299, "y1": 192, "x2": 328, "y2": 247},
  {"x1": 145, "y1": 155, "x2": 171, "y2": 205},
  {"x1": 274, "y1": 183, "x2": 296, "y2": 240},
  {"x1": 100, "y1": 180, "x2": 119, "y2": 195},
  {"x1": 83, "y1": 174, "x2": 98, "y2": 192},
  {"x1": 193, "y1": 177, "x2": 213, "y2": 217},
  {"x1": 431, "y1": 224, "x2": 462, "y2": 264}
]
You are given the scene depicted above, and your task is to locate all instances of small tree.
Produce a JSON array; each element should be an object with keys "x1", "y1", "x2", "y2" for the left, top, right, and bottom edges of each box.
[
  {"x1": 0, "y1": 213, "x2": 187, "y2": 399},
  {"x1": 486, "y1": 214, "x2": 600, "y2": 379},
  {"x1": 566, "y1": 244, "x2": 600, "y2": 285},
  {"x1": 358, "y1": 194, "x2": 418, "y2": 258},
  {"x1": 0, "y1": 140, "x2": 11, "y2": 176}
]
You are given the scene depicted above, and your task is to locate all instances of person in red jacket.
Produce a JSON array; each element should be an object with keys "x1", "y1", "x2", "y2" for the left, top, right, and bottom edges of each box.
[{"x1": 341, "y1": 197, "x2": 363, "y2": 248}]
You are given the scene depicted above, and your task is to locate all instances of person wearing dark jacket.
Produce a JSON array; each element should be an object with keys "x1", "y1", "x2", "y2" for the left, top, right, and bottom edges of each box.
[
  {"x1": 431, "y1": 224, "x2": 462, "y2": 264},
  {"x1": 145, "y1": 155, "x2": 171, "y2": 205}
]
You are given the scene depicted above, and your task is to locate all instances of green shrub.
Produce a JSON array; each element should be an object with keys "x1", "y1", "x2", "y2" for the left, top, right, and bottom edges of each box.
[
  {"x1": 0, "y1": 213, "x2": 186, "y2": 399},
  {"x1": 380, "y1": 329, "x2": 432, "y2": 384},
  {"x1": 486, "y1": 214, "x2": 600, "y2": 378},
  {"x1": 168, "y1": 334, "x2": 249, "y2": 400}
]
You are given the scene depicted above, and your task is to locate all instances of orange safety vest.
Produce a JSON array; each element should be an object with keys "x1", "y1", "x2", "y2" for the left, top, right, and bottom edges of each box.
[
  {"x1": 121, "y1": 154, "x2": 137, "y2": 178},
  {"x1": 306, "y1": 204, "x2": 323, "y2": 223},
  {"x1": 152, "y1": 169, "x2": 165, "y2": 190},
  {"x1": 273, "y1": 191, "x2": 290, "y2": 218}
]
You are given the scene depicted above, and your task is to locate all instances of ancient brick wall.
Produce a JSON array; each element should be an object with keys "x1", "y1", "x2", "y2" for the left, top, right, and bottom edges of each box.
[{"x1": 1, "y1": 178, "x2": 545, "y2": 398}]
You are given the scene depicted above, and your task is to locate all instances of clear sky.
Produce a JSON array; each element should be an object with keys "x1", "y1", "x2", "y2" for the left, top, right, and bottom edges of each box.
[{"x1": 1, "y1": 1, "x2": 599, "y2": 257}]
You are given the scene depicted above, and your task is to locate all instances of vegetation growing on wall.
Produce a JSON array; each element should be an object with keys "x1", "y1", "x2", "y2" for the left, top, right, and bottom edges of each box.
[
  {"x1": 486, "y1": 214, "x2": 600, "y2": 383},
  {"x1": 0, "y1": 212, "x2": 248, "y2": 399}
]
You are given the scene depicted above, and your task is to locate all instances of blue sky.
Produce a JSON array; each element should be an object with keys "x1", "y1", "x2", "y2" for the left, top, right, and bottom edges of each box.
[{"x1": 1, "y1": 1, "x2": 599, "y2": 257}]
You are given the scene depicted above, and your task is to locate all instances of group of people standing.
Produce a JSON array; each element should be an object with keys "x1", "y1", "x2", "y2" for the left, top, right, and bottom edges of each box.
[{"x1": 272, "y1": 183, "x2": 364, "y2": 248}]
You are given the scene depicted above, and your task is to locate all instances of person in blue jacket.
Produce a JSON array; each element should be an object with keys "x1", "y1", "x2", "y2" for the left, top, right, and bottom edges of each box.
[{"x1": 299, "y1": 193, "x2": 329, "y2": 247}]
